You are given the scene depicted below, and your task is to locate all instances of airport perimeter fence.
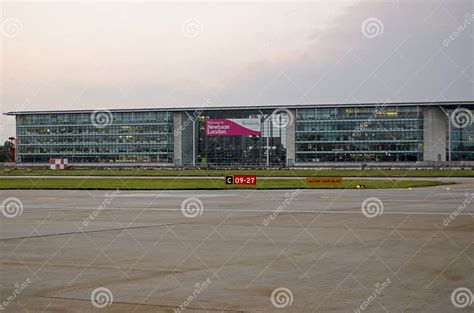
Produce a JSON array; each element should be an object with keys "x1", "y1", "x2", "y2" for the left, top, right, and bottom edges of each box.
[{"x1": 1, "y1": 161, "x2": 474, "y2": 171}]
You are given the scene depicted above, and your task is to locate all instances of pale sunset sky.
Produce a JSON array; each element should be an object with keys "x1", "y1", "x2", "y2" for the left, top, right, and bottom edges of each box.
[{"x1": 1, "y1": 0, "x2": 473, "y2": 140}]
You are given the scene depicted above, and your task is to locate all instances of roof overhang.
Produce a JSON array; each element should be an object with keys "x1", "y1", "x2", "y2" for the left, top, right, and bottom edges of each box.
[{"x1": 4, "y1": 100, "x2": 474, "y2": 116}]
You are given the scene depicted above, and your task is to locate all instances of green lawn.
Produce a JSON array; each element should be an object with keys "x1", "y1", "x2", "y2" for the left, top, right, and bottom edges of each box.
[
  {"x1": 0, "y1": 177, "x2": 450, "y2": 190},
  {"x1": 0, "y1": 168, "x2": 472, "y2": 177}
]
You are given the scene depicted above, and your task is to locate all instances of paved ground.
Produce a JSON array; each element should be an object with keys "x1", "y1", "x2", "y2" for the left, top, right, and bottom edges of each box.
[{"x1": 0, "y1": 180, "x2": 473, "y2": 312}]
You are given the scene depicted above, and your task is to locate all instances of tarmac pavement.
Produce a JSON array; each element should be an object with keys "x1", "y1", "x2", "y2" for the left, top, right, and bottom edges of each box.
[{"x1": 0, "y1": 181, "x2": 473, "y2": 312}]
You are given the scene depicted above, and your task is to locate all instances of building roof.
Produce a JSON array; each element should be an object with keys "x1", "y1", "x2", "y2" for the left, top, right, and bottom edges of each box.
[{"x1": 4, "y1": 100, "x2": 474, "y2": 115}]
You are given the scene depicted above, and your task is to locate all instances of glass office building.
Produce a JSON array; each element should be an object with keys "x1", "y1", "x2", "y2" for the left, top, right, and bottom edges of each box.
[
  {"x1": 5, "y1": 101, "x2": 473, "y2": 167},
  {"x1": 15, "y1": 111, "x2": 174, "y2": 163},
  {"x1": 295, "y1": 106, "x2": 424, "y2": 162}
]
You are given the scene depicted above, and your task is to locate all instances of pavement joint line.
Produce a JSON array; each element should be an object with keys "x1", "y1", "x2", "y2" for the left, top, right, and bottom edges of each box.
[
  {"x1": 0, "y1": 223, "x2": 188, "y2": 241},
  {"x1": 43, "y1": 296, "x2": 247, "y2": 312},
  {"x1": 0, "y1": 212, "x2": 54, "y2": 266},
  {"x1": 11, "y1": 207, "x2": 473, "y2": 215},
  {"x1": 0, "y1": 259, "x2": 195, "y2": 273},
  {"x1": 79, "y1": 225, "x2": 133, "y2": 279}
]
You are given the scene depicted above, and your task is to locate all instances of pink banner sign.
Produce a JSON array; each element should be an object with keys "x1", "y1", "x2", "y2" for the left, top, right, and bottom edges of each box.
[{"x1": 205, "y1": 118, "x2": 261, "y2": 136}]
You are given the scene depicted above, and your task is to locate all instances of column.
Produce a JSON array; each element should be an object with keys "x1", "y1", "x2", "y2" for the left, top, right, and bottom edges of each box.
[{"x1": 423, "y1": 106, "x2": 447, "y2": 162}]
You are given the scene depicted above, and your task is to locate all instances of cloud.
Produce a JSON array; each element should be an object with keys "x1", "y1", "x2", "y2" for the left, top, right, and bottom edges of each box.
[{"x1": 210, "y1": 0, "x2": 473, "y2": 106}]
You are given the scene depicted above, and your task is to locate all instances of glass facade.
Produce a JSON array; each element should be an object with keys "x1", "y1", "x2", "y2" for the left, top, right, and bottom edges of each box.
[
  {"x1": 447, "y1": 109, "x2": 474, "y2": 161},
  {"x1": 295, "y1": 106, "x2": 424, "y2": 162},
  {"x1": 16, "y1": 111, "x2": 174, "y2": 163},
  {"x1": 196, "y1": 109, "x2": 287, "y2": 166},
  {"x1": 9, "y1": 104, "x2": 472, "y2": 166}
]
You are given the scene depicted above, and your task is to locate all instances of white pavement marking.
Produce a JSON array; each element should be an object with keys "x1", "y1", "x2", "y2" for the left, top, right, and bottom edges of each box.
[{"x1": 115, "y1": 194, "x2": 233, "y2": 198}]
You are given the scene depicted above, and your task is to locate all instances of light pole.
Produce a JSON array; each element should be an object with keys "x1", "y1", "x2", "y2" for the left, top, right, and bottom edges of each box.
[
  {"x1": 266, "y1": 119, "x2": 270, "y2": 167},
  {"x1": 448, "y1": 113, "x2": 452, "y2": 162},
  {"x1": 192, "y1": 119, "x2": 196, "y2": 166}
]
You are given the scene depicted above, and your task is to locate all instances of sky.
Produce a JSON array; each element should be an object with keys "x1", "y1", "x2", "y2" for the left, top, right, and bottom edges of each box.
[{"x1": 1, "y1": 0, "x2": 473, "y2": 140}]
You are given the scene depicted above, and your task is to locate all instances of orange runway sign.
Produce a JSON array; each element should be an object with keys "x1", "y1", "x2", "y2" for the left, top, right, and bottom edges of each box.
[{"x1": 306, "y1": 177, "x2": 343, "y2": 186}]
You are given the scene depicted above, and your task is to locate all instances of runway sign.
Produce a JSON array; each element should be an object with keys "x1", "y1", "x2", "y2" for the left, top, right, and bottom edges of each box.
[
  {"x1": 225, "y1": 175, "x2": 257, "y2": 185},
  {"x1": 306, "y1": 177, "x2": 342, "y2": 186}
]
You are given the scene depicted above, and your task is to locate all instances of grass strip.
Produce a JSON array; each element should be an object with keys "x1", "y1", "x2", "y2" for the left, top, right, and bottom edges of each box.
[{"x1": 0, "y1": 177, "x2": 450, "y2": 190}]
